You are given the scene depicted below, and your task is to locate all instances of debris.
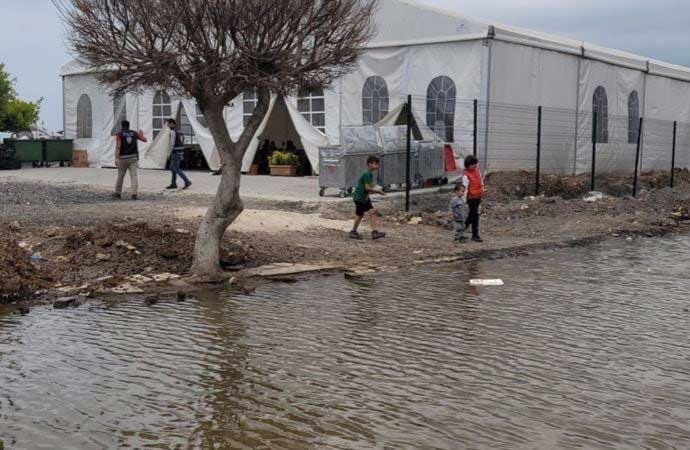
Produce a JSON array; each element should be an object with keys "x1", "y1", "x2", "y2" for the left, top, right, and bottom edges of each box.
[
  {"x1": 18, "y1": 241, "x2": 30, "y2": 249},
  {"x1": 175, "y1": 228, "x2": 191, "y2": 234},
  {"x1": 583, "y1": 191, "x2": 606, "y2": 203},
  {"x1": 127, "y1": 274, "x2": 153, "y2": 284},
  {"x1": 176, "y1": 291, "x2": 187, "y2": 301},
  {"x1": 145, "y1": 295, "x2": 159, "y2": 306},
  {"x1": 151, "y1": 273, "x2": 181, "y2": 282},
  {"x1": 408, "y1": 216, "x2": 423, "y2": 225},
  {"x1": 470, "y1": 279, "x2": 505, "y2": 286},
  {"x1": 95, "y1": 253, "x2": 111, "y2": 261},
  {"x1": 115, "y1": 240, "x2": 137, "y2": 251},
  {"x1": 111, "y1": 283, "x2": 145, "y2": 294},
  {"x1": 53, "y1": 296, "x2": 77, "y2": 309},
  {"x1": 8, "y1": 221, "x2": 20, "y2": 231},
  {"x1": 56, "y1": 284, "x2": 90, "y2": 294},
  {"x1": 18, "y1": 306, "x2": 30, "y2": 315},
  {"x1": 30, "y1": 253, "x2": 43, "y2": 262}
]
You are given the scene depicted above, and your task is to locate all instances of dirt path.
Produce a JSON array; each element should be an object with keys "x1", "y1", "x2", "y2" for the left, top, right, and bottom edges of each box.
[{"x1": 1, "y1": 175, "x2": 689, "y2": 306}]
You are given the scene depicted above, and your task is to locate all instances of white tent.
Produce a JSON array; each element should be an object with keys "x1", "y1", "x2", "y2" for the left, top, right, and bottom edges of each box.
[{"x1": 61, "y1": 0, "x2": 690, "y2": 174}]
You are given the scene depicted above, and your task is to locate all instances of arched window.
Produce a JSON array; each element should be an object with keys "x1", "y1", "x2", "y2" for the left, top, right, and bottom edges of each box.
[
  {"x1": 243, "y1": 91, "x2": 257, "y2": 127},
  {"x1": 152, "y1": 90, "x2": 171, "y2": 138},
  {"x1": 76, "y1": 94, "x2": 92, "y2": 139},
  {"x1": 298, "y1": 88, "x2": 326, "y2": 133},
  {"x1": 426, "y1": 76, "x2": 457, "y2": 142},
  {"x1": 593, "y1": 86, "x2": 608, "y2": 143},
  {"x1": 628, "y1": 91, "x2": 640, "y2": 144},
  {"x1": 362, "y1": 76, "x2": 389, "y2": 125},
  {"x1": 112, "y1": 93, "x2": 127, "y2": 134}
]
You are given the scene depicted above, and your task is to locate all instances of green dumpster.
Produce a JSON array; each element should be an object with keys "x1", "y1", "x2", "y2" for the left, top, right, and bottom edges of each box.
[
  {"x1": 4, "y1": 139, "x2": 44, "y2": 166},
  {"x1": 45, "y1": 139, "x2": 74, "y2": 166}
]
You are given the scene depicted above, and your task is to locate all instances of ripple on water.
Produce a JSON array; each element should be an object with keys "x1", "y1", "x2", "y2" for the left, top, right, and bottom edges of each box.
[{"x1": 1, "y1": 236, "x2": 690, "y2": 449}]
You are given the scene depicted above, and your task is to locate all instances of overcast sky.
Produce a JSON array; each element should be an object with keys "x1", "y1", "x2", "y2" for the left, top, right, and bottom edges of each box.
[{"x1": 1, "y1": 0, "x2": 689, "y2": 131}]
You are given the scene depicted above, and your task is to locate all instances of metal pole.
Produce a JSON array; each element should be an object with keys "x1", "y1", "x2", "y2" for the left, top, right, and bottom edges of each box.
[
  {"x1": 473, "y1": 99, "x2": 478, "y2": 157},
  {"x1": 590, "y1": 111, "x2": 597, "y2": 191},
  {"x1": 671, "y1": 121, "x2": 677, "y2": 188},
  {"x1": 405, "y1": 95, "x2": 412, "y2": 213},
  {"x1": 633, "y1": 117, "x2": 643, "y2": 197},
  {"x1": 536, "y1": 106, "x2": 542, "y2": 196}
]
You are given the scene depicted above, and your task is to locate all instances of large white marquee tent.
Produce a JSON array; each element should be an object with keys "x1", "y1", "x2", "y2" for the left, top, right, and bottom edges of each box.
[{"x1": 61, "y1": 0, "x2": 690, "y2": 174}]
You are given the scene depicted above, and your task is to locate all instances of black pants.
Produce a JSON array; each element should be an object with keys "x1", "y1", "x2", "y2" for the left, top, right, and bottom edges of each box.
[{"x1": 465, "y1": 198, "x2": 481, "y2": 238}]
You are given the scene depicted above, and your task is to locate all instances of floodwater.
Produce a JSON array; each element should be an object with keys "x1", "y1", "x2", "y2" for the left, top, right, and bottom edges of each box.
[{"x1": 2, "y1": 237, "x2": 690, "y2": 449}]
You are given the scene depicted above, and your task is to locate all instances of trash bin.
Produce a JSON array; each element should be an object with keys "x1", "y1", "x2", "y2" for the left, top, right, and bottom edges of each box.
[
  {"x1": 4, "y1": 139, "x2": 44, "y2": 166},
  {"x1": 44, "y1": 139, "x2": 74, "y2": 166}
]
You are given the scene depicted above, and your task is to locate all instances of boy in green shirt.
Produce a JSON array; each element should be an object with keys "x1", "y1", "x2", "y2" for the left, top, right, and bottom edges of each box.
[{"x1": 350, "y1": 155, "x2": 386, "y2": 240}]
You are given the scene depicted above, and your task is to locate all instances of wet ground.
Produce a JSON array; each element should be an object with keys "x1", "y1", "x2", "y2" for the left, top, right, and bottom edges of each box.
[{"x1": 2, "y1": 235, "x2": 690, "y2": 449}]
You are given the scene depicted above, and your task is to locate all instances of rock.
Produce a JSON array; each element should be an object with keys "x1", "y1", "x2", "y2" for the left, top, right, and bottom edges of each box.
[
  {"x1": 54, "y1": 297, "x2": 77, "y2": 309},
  {"x1": 160, "y1": 249, "x2": 179, "y2": 260},
  {"x1": 520, "y1": 204, "x2": 530, "y2": 211},
  {"x1": 408, "y1": 217, "x2": 423, "y2": 225},
  {"x1": 127, "y1": 274, "x2": 154, "y2": 284},
  {"x1": 241, "y1": 286, "x2": 256, "y2": 295},
  {"x1": 176, "y1": 291, "x2": 187, "y2": 302},
  {"x1": 8, "y1": 221, "x2": 20, "y2": 231},
  {"x1": 18, "y1": 306, "x2": 30, "y2": 315},
  {"x1": 145, "y1": 295, "x2": 159, "y2": 306},
  {"x1": 175, "y1": 228, "x2": 191, "y2": 234},
  {"x1": 95, "y1": 253, "x2": 111, "y2": 261},
  {"x1": 115, "y1": 240, "x2": 137, "y2": 251}
]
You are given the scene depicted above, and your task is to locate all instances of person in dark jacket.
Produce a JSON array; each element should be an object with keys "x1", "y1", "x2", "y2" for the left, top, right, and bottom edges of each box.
[
  {"x1": 113, "y1": 120, "x2": 147, "y2": 200},
  {"x1": 165, "y1": 119, "x2": 192, "y2": 190}
]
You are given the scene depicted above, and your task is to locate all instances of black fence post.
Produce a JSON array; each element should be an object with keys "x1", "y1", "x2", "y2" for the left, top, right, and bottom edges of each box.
[
  {"x1": 671, "y1": 121, "x2": 677, "y2": 188},
  {"x1": 473, "y1": 99, "x2": 478, "y2": 157},
  {"x1": 405, "y1": 95, "x2": 412, "y2": 213},
  {"x1": 536, "y1": 106, "x2": 542, "y2": 196},
  {"x1": 590, "y1": 111, "x2": 597, "y2": 191},
  {"x1": 633, "y1": 117, "x2": 643, "y2": 197}
]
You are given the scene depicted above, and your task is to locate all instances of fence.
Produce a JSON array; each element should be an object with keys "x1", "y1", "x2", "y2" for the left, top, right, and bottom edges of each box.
[{"x1": 336, "y1": 95, "x2": 690, "y2": 210}]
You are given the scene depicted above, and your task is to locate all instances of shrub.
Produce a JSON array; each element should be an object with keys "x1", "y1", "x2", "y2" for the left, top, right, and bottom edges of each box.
[{"x1": 270, "y1": 151, "x2": 299, "y2": 166}]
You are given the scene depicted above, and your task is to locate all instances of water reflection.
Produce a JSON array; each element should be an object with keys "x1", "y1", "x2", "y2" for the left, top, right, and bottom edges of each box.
[{"x1": 1, "y1": 236, "x2": 690, "y2": 449}]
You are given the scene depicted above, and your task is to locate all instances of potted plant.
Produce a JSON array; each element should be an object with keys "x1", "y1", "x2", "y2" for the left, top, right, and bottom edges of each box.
[{"x1": 269, "y1": 150, "x2": 299, "y2": 176}]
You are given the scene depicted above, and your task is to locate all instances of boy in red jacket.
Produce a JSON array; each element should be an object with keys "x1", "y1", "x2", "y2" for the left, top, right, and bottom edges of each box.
[{"x1": 462, "y1": 155, "x2": 484, "y2": 242}]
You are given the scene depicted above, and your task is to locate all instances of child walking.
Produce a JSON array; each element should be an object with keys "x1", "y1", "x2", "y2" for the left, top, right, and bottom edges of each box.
[
  {"x1": 449, "y1": 182, "x2": 467, "y2": 242},
  {"x1": 462, "y1": 155, "x2": 484, "y2": 242},
  {"x1": 350, "y1": 155, "x2": 387, "y2": 240}
]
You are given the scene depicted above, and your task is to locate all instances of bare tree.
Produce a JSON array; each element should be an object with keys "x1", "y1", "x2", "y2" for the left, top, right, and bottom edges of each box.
[{"x1": 55, "y1": 0, "x2": 377, "y2": 279}]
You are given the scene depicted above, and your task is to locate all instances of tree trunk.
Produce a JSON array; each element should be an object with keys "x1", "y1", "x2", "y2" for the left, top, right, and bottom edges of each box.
[
  {"x1": 190, "y1": 92, "x2": 270, "y2": 278},
  {"x1": 190, "y1": 158, "x2": 244, "y2": 278}
]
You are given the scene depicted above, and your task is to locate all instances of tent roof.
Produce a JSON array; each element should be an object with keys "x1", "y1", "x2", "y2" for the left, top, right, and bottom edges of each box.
[{"x1": 61, "y1": 0, "x2": 690, "y2": 81}]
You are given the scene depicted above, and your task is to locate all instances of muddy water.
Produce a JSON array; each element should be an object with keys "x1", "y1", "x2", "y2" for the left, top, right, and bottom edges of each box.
[{"x1": 2, "y1": 237, "x2": 690, "y2": 449}]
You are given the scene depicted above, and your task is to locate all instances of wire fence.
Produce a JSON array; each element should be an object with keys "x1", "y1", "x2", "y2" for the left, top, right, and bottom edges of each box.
[{"x1": 341, "y1": 95, "x2": 690, "y2": 199}]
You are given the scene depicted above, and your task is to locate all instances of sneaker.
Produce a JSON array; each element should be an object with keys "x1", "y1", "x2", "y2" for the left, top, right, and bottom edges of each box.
[
  {"x1": 112, "y1": 193, "x2": 121, "y2": 199},
  {"x1": 131, "y1": 195, "x2": 138, "y2": 201},
  {"x1": 182, "y1": 181, "x2": 193, "y2": 190},
  {"x1": 165, "y1": 184, "x2": 178, "y2": 190},
  {"x1": 349, "y1": 230, "x2": 363, "y2": 240},
  {"x1": 372, "y1": 230, "x2": 387, "y2": 240},
  {"x1": 471, "y1": 236, "x2": 483, "y2": 243}
]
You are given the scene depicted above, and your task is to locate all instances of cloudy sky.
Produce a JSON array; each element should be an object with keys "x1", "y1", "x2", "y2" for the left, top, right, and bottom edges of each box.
[{"x1": 1, "y1": 0, "x2": 689, "y2": 131}]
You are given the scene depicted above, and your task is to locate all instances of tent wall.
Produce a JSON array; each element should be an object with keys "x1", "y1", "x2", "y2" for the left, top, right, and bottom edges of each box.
[
  {"x1": 575, "y1": 59, "x2": 646, "y2": 174},
  {"x1": 487, "y1": 40, "x2": 580, "y2": 173},
  {"x1": 63, "y1": 73, "x2": 117, "y2": 168}
]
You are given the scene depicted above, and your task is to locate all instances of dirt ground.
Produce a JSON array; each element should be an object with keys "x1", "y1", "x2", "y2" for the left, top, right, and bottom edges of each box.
[{"x1": 1, "y1": 171, "x2": 690, "y2": 305}]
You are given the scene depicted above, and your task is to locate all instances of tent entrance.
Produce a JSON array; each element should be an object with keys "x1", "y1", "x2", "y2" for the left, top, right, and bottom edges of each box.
[{"x1": 253, "y1": 97, "x2": 313, "y2": 176}]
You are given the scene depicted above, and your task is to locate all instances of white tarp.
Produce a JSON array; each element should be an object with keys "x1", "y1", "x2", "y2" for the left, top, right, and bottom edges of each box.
[
  {"x1": 180, "y1": 99, "x2": 221, "y2": 171},
  {"x1": 284, "y1": 98, "x2": 329, "y2": 173},
  {"x1": 240, "y1": 95, "x2": 277, "y2": 172}
]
